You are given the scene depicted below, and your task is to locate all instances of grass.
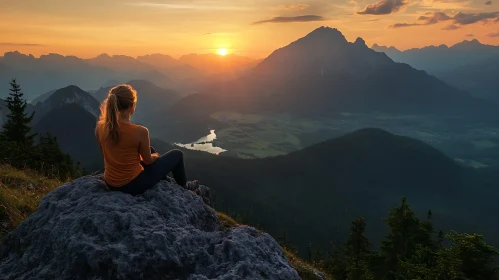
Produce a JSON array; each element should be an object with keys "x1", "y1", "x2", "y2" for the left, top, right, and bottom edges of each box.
[{"x1": 0, "y1": 164, "x2": 63, "y2": 239}]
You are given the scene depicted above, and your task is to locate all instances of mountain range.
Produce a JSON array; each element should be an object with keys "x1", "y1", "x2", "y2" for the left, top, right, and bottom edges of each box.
[
  {"x1": 0, "y1": 51, "x2": 258, "y2": 101},
  {"x1": 372, "y1": 40, "x2": 499, "y2": 103},
  {"x1": 169, "y1": 27, "x2": 498, "y2": 131}
]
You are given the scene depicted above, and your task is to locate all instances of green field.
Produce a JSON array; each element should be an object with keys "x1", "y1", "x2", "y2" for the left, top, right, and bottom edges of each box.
[{"x1": 206, "y1": 111, "x2": 499, "y2": 168}]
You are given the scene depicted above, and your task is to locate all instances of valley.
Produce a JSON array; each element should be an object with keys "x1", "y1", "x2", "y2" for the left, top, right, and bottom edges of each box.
[{"x1": 171, "y1": 111, "x2": 499, "y2": 168}]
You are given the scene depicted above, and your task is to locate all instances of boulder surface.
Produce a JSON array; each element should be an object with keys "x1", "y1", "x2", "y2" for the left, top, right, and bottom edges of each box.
[{"x1": 0, "y1": 176, "x2": 300, "y2": 280}]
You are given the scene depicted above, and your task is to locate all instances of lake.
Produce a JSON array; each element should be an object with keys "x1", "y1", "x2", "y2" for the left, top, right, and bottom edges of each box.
[{"x1": 175, "y1": 130, "x2": 227, "y2": 155}]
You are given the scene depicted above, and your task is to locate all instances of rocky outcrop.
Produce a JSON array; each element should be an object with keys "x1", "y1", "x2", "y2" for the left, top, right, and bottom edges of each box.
[{"x1": 0, "y1": 176, "x2": 300, "y2": 280}]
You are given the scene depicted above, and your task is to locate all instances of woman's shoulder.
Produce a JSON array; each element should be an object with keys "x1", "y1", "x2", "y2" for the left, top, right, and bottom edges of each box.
[{"x1": 127, "y1": 122, "x2": 149, "y2": 135}]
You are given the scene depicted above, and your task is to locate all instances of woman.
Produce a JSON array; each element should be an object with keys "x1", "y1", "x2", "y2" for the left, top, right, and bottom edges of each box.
[{"x1": 95, "y1": 84, "x2": 199, "y2": 196}]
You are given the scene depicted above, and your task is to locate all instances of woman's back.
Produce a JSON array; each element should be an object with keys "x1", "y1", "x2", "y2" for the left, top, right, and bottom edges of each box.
[{"x1": 97, "y1": 122, "x2": 144, "y2": 187}]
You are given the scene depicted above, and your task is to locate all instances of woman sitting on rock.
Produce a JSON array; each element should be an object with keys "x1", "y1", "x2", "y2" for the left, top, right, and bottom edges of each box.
[{"x1": 95, "y1": 84, "x2": 200, "y2": 196}]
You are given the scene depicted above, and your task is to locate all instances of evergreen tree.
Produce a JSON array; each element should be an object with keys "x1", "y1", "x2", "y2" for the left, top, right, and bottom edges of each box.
[
  {"x1": 380, "y1": 197, "x2": 427, "y2": 279},
  {"x1": 1, "y1": 79, "x2": 35, "y2": 145},
  {"x1": 344, "y1": 217, "x2": 373, "y2": 280},
  {"x1": 345, "y1": 218, "x2": 370, "y2": 270},
  {"x1": 445, "y1": 231, "x2": 499, "y2": 280}
]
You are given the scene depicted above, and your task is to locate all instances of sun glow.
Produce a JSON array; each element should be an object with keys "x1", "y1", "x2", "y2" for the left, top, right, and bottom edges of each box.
[{"x1": 217, "y1": 48, "x2": 228, "y2": 56}]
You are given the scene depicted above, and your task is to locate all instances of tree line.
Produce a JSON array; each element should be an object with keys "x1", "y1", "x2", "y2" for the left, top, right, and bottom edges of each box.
[
  {"x1": 0, "y1": 79, "x2": 82, "y2": 180},
  {"x1": 293, "y1": 197, "x2": 499, "y2": 280}
]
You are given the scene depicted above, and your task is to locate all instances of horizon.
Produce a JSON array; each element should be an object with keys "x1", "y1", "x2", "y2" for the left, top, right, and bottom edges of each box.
[
  {"x1": 2, "y1": 29, "x2": 497, "y2": 61},
  {"x1": 1, "y1": 0, "x2": 498, "y2": 58}
]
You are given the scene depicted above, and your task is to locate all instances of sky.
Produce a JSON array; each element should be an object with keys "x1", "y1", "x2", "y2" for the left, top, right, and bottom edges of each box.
[{"x1": 0, "y1": 0, "x2": 498, "y2": 59}]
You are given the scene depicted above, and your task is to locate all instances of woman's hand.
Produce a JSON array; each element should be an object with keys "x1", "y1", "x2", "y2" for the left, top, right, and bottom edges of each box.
[{"x1": 151, "y1": 153, "x2": 160, "y2": 163}]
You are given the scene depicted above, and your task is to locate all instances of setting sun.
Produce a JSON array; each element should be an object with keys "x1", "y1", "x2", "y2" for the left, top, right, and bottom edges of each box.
[{"x1": 217, "y1": 48, "x2": 228, "y2": 56}]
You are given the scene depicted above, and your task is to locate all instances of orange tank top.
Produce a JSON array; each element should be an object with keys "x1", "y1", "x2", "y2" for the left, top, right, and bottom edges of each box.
[{"x1": 97, "y1": 122, "x2": 144, "y2": 187}]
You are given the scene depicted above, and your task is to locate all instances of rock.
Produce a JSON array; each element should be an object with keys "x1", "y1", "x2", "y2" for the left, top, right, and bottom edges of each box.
[{"x1": 0, "y1": 176, "x2": 300, "y2": 280}]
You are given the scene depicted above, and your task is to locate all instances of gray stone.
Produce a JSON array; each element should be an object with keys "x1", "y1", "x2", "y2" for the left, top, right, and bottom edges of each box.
[{"x1": 0, "y1": 176, "x2": 300, "y2": 280}]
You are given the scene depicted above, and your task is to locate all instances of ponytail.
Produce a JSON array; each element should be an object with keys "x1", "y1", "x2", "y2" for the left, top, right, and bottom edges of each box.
[
  {"x1": 105, "y1": 94, "x2": 121, "y2": 144},
  {"x1": 97, "y1": 84, "x2": 137, "y2": 145}
]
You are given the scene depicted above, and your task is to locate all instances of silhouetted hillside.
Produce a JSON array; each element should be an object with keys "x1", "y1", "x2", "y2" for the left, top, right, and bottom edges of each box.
[
  {"x1": 180, "y1": 128, "x2": 499, "y2": 255},
  {"x1": 32, "y1": 85, "x2": 100, "y2": 124},
  {"x1": 31, "y1": 89, "x2": 56, "y2": 104},
  {"x1": 33, "y1": 104, "x2": 100, "y2": 169}
]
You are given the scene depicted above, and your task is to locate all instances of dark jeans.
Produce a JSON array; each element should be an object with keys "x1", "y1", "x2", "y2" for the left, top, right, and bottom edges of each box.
[{"x1": 108, "y1": 147, "x2": 187, "y2": 196}]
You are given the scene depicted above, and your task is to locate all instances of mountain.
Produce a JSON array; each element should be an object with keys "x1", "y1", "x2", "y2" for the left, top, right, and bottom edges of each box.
[
  {"x1": 181, "y1": 128, "x2": 499, "y2": 255},
  {"x1": 30, "y1": 89, "x2": 56, "y2": 104},
  {"x1": 0, "y1": 52, "x2": 177, "y2": 99},
  {"x1": 85, "y1": 54, "x2": 177, "y2": 90},
  {"x1": 32, "y1": 85, "x2": 100, "y2": 124},
  {"x1": 178, "y1": 53, "x2": 256, "y2": 76},
  {"x1": 371, "y1": 40, "x2": 499, "y2": 102},
  {"x1": 136, "y1": 53, "x2": 181, "y2": 69},
  {"x1": 0, "y1": 52, "x2": 116, "y2": 99},
  {"x1": 33, "y1": 103, "x2": 100, "y2": 169},
  {"x1": 371, "y1": 39, "x2": 499, "y2": 73},
  {"x1": 93, "y1": 80, "x2": 181, "y2": 126},
  {"x1": 170, "y1": 27, "x2": 497, "y2": 121}
]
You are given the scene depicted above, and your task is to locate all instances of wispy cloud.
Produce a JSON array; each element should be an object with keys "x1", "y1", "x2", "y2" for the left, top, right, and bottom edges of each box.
[
  {"x1": 442, "y1": 24, "x2": 460, "y2": 30},
  {"x1": 488, "y1": 31, "x2": 499, "y2": 37},
  {"x1": 485, "y1": 0, "x2": 492, "y2": 4},
  {"x1": 390, "y1": 11, "x2": 499, "y2": 28},
  {"x1": 0, "y1": 43, "x2": 44, "y2": 47},
  {"x1": 252, "y1": 15, "x2": 327, "y2": 25},
  {"x1": 357, "y1": 0, "x2": 407, "y2": 15},
  {"x1": 273, "y1": 4, "x2": 310, "y2": 11},
  {"x1": 465, "y1": 33, "x2": 475, "y2": 36},
  {"x1": 130, "y1": 2, "x2": 252, "y2": 11}
]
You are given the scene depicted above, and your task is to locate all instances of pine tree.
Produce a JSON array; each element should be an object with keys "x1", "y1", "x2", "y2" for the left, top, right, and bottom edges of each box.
[
  {"x1": 344, "y1": 217, "x2": 373, "y2": 280},
  {"x1": 345, "y1": 217, "x2": 370, "y2": 270},
  {"x1": 380, "y1": 197, "x2": 424, "y2": 279},
  {"x1": 1, "y1": 79, "x2": 35, "y2": 146}
]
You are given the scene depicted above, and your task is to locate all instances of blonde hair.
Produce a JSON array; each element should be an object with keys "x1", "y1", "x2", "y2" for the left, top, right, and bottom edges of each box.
[{"x1": 97, "y1": 84, "x2": 137, "y2": 144}]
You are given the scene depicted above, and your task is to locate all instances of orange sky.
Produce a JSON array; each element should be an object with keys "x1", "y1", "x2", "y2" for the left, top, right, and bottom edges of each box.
[{"x1": 0, "y1": 0, "x2": 498, "y2": 59}]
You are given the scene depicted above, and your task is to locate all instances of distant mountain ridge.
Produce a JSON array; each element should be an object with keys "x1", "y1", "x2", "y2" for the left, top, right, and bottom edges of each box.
[
  {"x1": 371, "y1": 39, "x2": 499, "y2": 103},
  {"x1": 371, "y1": 39, "x2": 499, "y2": 72},
  {"x1": 0, "y1": 51, "x2": 257, "y2": 100}
]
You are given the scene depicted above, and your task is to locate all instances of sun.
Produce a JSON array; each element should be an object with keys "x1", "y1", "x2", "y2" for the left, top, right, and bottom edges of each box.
[{"x1": 217, "y1": 48, "x2": 228, "y2": 56}]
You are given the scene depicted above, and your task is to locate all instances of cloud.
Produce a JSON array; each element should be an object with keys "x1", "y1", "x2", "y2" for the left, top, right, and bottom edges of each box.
[
  {"x1": 273, "y1": 4, "x2": 310, "y2": 11},
  {"x1": 488, "y1": 31, "x2": 499, "y2": 37},
  {"x1": 0, "y1": 43, "x2": 43, "y2": 47},
  {"x1": 465, "y1": 33, "x2": 475, "y2": 36},
  {"x1": 442, "y1": 24, "x2": 460, "y2": 30},
  {"x1": 453, "y1": 11, "x2": 499, "y2": 24},
  {"x1": 389, "y1": 22, "x2": 421, "y2": 27},
  {"x1": 252, "y1": 15, "x2": 327, "y2": 25},
  {"x1": 390, "y1": 11, "x2": 499, "y2": 28},
  {"x1": 130, "y1": 2, "x2": 252, "y2": 11},
  {"x1": 417, "y1": 12, "x2": 451, "y2": 24},
  {"x1": 485, "y1": 1, "x2": 492, "y2": 4},
  {"x1": 357, "y1": 0, "x2": 407, "y2": 15}
]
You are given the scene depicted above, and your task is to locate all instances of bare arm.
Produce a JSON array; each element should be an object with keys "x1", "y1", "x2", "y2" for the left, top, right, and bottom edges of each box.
[{"x1": 138, "y1": 126, "x2": 159, "y2": 165}]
